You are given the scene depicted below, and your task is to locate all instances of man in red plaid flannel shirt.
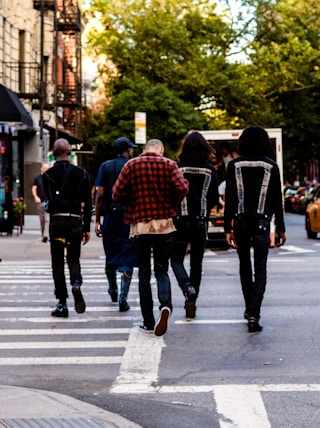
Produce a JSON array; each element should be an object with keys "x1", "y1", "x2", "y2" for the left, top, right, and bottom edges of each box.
[{"x1": 113, "y1": 139, "x2": 189, "y2": 336}]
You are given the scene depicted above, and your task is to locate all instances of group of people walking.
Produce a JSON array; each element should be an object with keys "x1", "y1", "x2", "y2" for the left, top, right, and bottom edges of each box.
[{"x1": 41, "y1": 125, "x2": 286, "y2": 336}]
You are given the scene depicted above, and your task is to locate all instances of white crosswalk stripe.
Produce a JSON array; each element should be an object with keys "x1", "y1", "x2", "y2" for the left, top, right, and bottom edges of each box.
[{"x1": 0, "y1": 259, "x2": 138, "y2": 367}]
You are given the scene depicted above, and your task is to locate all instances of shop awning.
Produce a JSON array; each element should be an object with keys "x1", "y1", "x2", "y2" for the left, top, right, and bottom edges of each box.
[
  {"x1": 44, "y1": 125, "x2": 92, "y2": 152},
  {"x1": 0, "y1": 84, "x2": 33, "y2": 129}
]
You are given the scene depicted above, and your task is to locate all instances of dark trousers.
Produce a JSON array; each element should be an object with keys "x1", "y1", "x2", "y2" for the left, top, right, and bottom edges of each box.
[
  {"x1": 171, "y1": 218, "x2": 207, "y2": 297},
  {"x1": 234, "y1": 216, "x2": 270, "y2": 319},
  {"x1": 134, "y1": 233, "x2": 174, "y2": 328},
  {"x1": 49, "y1": 217, "x2": 83, "y2": 300}
]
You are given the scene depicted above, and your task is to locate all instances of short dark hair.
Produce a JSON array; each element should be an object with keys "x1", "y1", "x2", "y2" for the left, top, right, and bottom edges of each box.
[
  {"x1": 238, "y1": 126, "x2": 270, "y2": 156},
  {"x1": 179, "y1": 131, "x2": 212, "y2": 163}
]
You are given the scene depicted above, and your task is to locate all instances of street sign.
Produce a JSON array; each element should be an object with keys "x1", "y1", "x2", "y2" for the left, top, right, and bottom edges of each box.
[{"x1": 135, "y1": 112, "x2": 146, "y2": 144}]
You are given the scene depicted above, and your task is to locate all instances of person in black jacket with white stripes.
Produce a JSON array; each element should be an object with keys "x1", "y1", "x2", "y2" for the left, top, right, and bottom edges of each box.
[
  {"x1": 224, "y1": 126, "x2": 286, "y2": 332},
  {"x1": 171, "y1": 131, "x2": 219, "y2": 319}
]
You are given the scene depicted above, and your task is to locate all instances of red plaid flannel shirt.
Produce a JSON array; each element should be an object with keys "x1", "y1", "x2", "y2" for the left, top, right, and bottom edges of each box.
[{"x1": 112, "y1": 152, "x2": 189, "y2": 224}]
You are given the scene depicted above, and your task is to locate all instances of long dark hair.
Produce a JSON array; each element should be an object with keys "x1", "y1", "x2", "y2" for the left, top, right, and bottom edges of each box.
[
  {"x1": 179, "y1": 131, "x2": 213, "y2": 163},
  {"x1": 238, "y1": 125, "x2": 271, "y2": 156}
]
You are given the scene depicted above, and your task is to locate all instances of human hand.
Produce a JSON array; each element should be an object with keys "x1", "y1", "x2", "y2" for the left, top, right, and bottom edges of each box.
[
  {"x1": 95, "y1": 222, "x2": 102, "y2": 237},
  {"x1": 226, "y1": 232, "x2": 237, "y2": 249},
  {"x1": 276, "y1": 231, "x2": 286, "y2": 247},
  {"x1": 82, "y1": 232, "x2": 90, "y2": 245}
]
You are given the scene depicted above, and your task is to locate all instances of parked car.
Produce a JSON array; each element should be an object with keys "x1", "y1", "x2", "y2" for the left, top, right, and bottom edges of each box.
[
  {"x1": 299, "y1": 186, "x2": 316, "y2": 214},
  {"x1": 284, "y1": 186, "x2": 298, "y2": 212},
  {"x1": 305, "y1": 186, "x2": 320, "y2": 238},
  {"x1": 290, "y1": 186, "x2": 308, "y2": 214}
]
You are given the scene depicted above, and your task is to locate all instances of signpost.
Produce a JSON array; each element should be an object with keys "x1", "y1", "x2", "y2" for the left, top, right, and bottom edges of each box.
[{"x1": 135, "y1": 112, "x2": 146, "y2": 144}]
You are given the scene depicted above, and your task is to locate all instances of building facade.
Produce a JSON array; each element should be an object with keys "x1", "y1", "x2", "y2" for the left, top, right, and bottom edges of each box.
[{"x1": 0, "y1": 0, "x2": 83, "y2": 233}]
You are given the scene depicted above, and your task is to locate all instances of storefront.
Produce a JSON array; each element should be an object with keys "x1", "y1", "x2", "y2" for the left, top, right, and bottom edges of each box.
[{"x1": 0, "y1": 85, "x2": 34, "y2": 235}]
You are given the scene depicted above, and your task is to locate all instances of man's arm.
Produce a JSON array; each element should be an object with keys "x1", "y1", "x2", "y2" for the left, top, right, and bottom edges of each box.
[
  {"x1": 95, "y1": 186, "x2": 104, "y2": 237},
  {"x1": 171, "y1": 163, "x2": 189, "y2": 201},
  {"x1": 31, "y1": 184, "x2": 41, "y2": 203},
  {"x1": 112, "y1": 163, "x2": 130, "y2": 205}
]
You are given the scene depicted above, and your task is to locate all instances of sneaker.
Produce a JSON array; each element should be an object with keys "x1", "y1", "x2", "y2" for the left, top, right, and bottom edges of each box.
[
  {"x1": 42, "y1": 236, "x2": 48, "y2": 243},
  {"x1": 72, "y1": 282, "x2": 86, "y2": 314},
  {"x1": 119, "y1": 301, "x2": 130, "y2": 312},
  {"x1": 51, "y1": 303, "x2": 68, "y2": 318},
  {"x1": 184, "y1": 285, "x2": 196, "y2": 302},
  {"x1": 185, "y1": 300, "x2": 196, "y2": 319},
  {"x1": 248, "y1": 317, "x2": 263, "y2": 333},
  {"x1": 139, "y1": 324, "x2": 154, "y2": 332},
  {"x1": 154, "y1": 307, "x2": 171, "y2": 337}
]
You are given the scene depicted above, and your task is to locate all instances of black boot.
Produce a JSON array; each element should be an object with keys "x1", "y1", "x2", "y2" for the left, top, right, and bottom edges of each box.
[{"x1": 247, "y1": 317, "x2": 263, "y2": 332}]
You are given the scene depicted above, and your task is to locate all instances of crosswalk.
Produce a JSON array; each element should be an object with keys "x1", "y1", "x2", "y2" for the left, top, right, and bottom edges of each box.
[
  {"x1": 1, "y1": 257, "x2": 320, "y2": 427},
  {"x1": 0, "y1": 259, "x2": 140, "y2": 367}
]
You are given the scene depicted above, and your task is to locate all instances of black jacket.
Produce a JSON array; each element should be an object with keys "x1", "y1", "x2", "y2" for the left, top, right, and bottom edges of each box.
[
  {"x1": 224, "y1": 155, "x2": 285, "y2": 233},
  {"x1": 43, "y1": 160, "x2": 92, "y2": 232},
  {"x1": 176, "y1": 161, "x2": 219, "y2": 219}
]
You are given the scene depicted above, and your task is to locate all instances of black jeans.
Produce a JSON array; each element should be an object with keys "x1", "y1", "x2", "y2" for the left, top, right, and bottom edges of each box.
[
  {"x1": 234, "y1": 216, "x2": 270, "y2": 319},
  {"x1": 171, "y1": 218, "x2": 207, "y2": 298},
  {"x1": 133, "y1": 233, "x2": 174, "y2": 328},
  {"x1": 49, "y1": 216, "x2": 83, "y2": 300}
]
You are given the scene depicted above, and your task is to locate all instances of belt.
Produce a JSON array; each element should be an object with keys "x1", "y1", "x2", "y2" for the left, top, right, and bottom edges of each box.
[{"x1": 52, "y1": 213, "x2": 82, "y2": 218}]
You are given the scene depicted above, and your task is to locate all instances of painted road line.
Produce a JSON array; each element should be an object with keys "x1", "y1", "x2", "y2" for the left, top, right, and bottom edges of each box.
[
  {"x1": 0, "y1": 341, "x2": 127, "y2": 349},
  {"x1": 0, "y1": 328, "x2": 131, "y2": 335},
  {"x1": 175, "y1": 319, "x2": 247, "y2": 325},
  {"x1": 279, "y1": 245, "x2": 315, "y2": 253},
  {"x1": 214, "y1": 385, "x2": 270, "y2": 428},
  {"x1": 0, "y1": 356, "x2": 122, "y2": 365},
  {"x1": 0, "y1": 279, "x2": 115, "y2": 284},
  {"x1": 0, "y1": 307, "x2": 140, "y2": 312},
  {"x1": 152, "y1": 383, "x2": 320, "y2": 394},
  {"x1": 0, "y1": 316, "x2": 139, "y2": 323},
  {"x1": 110, "y1": 326, "x2": 164, "y2": 394}
]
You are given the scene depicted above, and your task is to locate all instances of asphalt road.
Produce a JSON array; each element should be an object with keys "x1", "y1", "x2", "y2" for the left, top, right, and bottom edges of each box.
[{"x1": 1, "y1": 213, "x2": 320, "y2": 427}]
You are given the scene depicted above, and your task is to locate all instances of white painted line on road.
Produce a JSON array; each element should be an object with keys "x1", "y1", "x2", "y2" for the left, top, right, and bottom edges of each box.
[
  {"x1": 0, "y1": 306, "x2": 140, "y2": 312},
  {"x1": 214, "y1": 385, "x2": 270, "y2": 428},
  {"x1": 151, "y1": 383, "x2": 320, "y2": 394},
  {"x1": 260, "y1": 383, "x2": 320, "y2": 392},
  {"x1": 1, "y1": 340, "x2": 127, "y2": 349},
  {"x1": 279, "y1": 245, "x2": 315, "y2": 253},
  {"x1": 0, "y1": 356, "x2": 122, "y2": 365},
  {"x1": 110, "y1": 326, "x2": 164, "y2": 394},
  {"x1": 175, "y1": 319, "x2": 247, "y2": 325},
  {"x1": 269, "y1": 258, "x2": 305, "y2": 262},
  {"x1": 0, "y1": 341, "x2": 127, "y2": 349},
  {"x1": 0, "y1": 316, "x2": 139, "y2": 323},
  {"x1": 0, "y1": 328, "x2": 131, "y2": 335},
  {"x1": 0, "y1": 279, "x2": 113, "y2": 284}
]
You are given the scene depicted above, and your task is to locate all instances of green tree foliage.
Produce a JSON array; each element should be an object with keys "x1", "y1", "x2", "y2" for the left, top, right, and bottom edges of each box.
[
  {"x1": 86, "y1": 0, "x2": 240, "y2": 156},
  {"x1": 86, "y1": 0, "x2": 320, "y2": 182},
  {"x1": 244, "y1": 0, "x2": 320, "y2": 180}
]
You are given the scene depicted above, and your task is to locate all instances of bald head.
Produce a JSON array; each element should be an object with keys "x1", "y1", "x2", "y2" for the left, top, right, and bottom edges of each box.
[
  {"x1": 144, "y1": 139, "x2": 164, "y2": 155},
  {"x1": 53, "y1": 138, "x2": 71, "y2": 160}
]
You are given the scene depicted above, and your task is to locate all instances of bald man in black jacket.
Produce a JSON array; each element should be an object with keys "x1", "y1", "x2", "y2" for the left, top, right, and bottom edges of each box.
[{"x1": 43, "y1": 138, "x2": 92, "y2": 318}]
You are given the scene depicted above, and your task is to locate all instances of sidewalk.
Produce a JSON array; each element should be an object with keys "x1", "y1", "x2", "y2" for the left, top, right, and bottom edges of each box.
[
  {"x1": 0, "y1": 385, "x2": 142, "y2": 428},
  {"x1": 0, "y1": 230, "x2": 142, "y2": 428},
  {"x1": 0, "y1": 227, "x2": 104, "y2": 261}
]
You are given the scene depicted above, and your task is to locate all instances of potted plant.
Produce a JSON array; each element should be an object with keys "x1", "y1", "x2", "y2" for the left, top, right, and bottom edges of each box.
[{"x1": 13, "y1": 197, "x2": 26, "y2": 233}]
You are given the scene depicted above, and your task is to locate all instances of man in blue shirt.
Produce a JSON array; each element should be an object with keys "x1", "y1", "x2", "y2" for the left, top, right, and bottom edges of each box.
[{"x1": 95, "y1": 137, "x2": 137, "y2": 312}]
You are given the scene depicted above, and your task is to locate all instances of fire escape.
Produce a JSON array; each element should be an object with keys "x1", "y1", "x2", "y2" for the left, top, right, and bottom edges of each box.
[
  {"x1": 54, "y1": 0, "x2": 82, "y2": 138},
  {"x1": 10, "y1": 0, "x2": 83, "y2": 143}
]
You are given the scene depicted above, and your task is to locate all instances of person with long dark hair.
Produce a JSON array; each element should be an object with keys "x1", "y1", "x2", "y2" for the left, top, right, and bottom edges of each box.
[
  {"x1": 171, "y1": 131, "x2": 219, "y2": 319},
  {"x1": 224, "y1": 125, "x2": 286, "y2": 332}
]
